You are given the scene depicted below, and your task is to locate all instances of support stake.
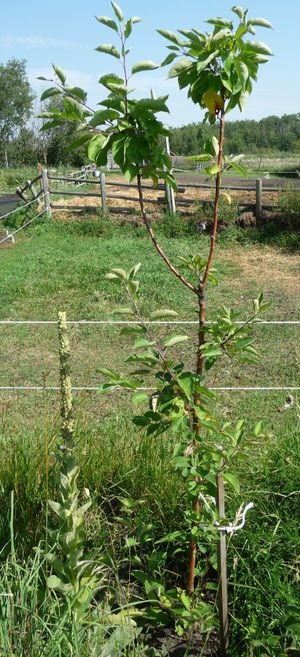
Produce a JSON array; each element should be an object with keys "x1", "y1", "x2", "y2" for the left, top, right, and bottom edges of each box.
[
  {"x1": 165, "y1": 136, "x2": 176, "y2": 214},
  {"x1": 100, "y1": 172, "x2": 107, "y2": 211},
  {"x1": 42, "y1": 168, "x2": 52, "y2": 218},
  {"x1": 256, "y1": 178, "x2": 262, "y2": 222},
  {"x1": 216, "y1": 473, "x2": 229, "y2": 656}
]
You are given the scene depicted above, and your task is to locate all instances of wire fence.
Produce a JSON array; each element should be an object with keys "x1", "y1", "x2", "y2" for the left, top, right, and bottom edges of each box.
[{"x1": 0, "y1": 193, "x2": 47, "y2": 245}]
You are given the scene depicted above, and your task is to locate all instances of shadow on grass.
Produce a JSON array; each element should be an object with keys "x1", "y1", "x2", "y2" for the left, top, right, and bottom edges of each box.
[{"x1": 220, "y1": 218, "x2": 300, "y2": 252}]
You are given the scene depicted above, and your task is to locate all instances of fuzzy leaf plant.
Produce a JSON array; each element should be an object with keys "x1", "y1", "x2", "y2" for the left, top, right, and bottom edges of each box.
[
  {"x1": 46, "y1": 312, "x2": 105, "y2": 622},
  {"x1": 39, "y1": 1, "x2": 272, "y2": 639}
]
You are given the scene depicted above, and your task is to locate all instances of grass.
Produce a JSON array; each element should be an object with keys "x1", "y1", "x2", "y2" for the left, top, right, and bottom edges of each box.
[{"x1": 0, "y1": 216, "x2": 299, "y2": 655}]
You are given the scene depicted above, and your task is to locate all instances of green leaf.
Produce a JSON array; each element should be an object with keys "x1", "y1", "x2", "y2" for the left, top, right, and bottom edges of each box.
[
  {"x1": 235, "y1": 23, "x2": 248, "y2": 40},
  {"x1": 201, "y1": 345, "x2": 223, "y2": 358},
  {"x1": 161, "y1": 53, "x2": 177, "y2": 67},
  {"x1": 238, "y1": 92, "x2": 248, "y2": 112},
  {"x1": 168, "y1": 58, "x2": 191, "y2": 79},
  {"x1": 99, "y1": 73, "x2": 124, "y2": 89},
  {"x1": 63, "y1": 97, "x2": 83, "y2": 121},
  {"x1": 111, "y1": 1, "x2": 123, "y2": 21},
  {"x1": 105, "y1": 272, "x2": 121, "y2": 281},
  {"x1": 248, "y1": 17, "x2": 273, "y2": 29},
  {"x1": 134, "y1": 338, "x2": 154, "y2": 348},
  {"x1": 124, "y1": 19, "x2": 132, "y2": 38},
  {"x1": 95, "y1": 44, "x2": 121, "y2": 59},
  {"x1": 196, "y1": 51, "x2": 220, "y2": 74},
  {"x1": 223, "y1": 472, "x2": 240, "y2": 493},
  {"x1": 132, "y1": 60, "x2": 159, "y2": 74},
  {"x1": 132, "y1": 16, "x2": 142, "y2": 24},
  {"x1": 134, "y1": 98, "x2": 169, "y2": 113},
  {"x1": 164, "y1": 335, "x2": 188, "y2": 347},
  {"x1": 41, "y1": 87, "x2": 61, "y2": 101},
  {"x1": 244, "y1": 41, "x2": 273, "y2": 56},
  {"x1": 52, "y1": 64, "x2": 66, "y2": 85},
  {"x1": 206, "y1": 18, "x2": 233, "y2": 28},
  {"x1": 120, "y1": 325, "x2": 145, "y2": 335},
  {"x1": 89, "y1": 109, "x2": 119, "y2": 126},
  {"x1": 253, "y1": 420, "x2": 263, "y2": 436},
  {"x1": 47, "y1": 575, "x2": 62, "y2": 589},
  {"x1": 129, "y1": 262, "x2": 141, "y2": 278},
  {"x1": 231, "y1": 6, "x2": 245, "y2": 20},
  {"x1": 65, "y1": 86, "x2": 87, "y2": 102},
  {"x1": 206, "y1": 164, "x2": 220, "y2": 175},
  {"x1": 88, "y1": 134, "x2": 107, "y2": 161},
  {"x1": 149, "y1": 309, "x2": 178, "y2": 321},
  {"x1": 211, "y1": 136, "x2": 219, "y2": 156},
  {"x1": 235, "y1": 61, "x2": 249, "y2": 88},
  {"x1": 187, "y1": 153, "x2": 213, "y2": 162},
  {"x1": 227, "y1": 161, "x2": 248, "y2": 177},
  {"x1": 132, "y1": 391, "x2": 149, "y2": 404},
  {"x1": 68, "y1": 133, "x2": 91, "y2": 151},
  {"x1": 96, "y1": 15, "x2": 118, "y2": 31},
  {"x1": 40, "y1": 119, "x2": 63, "y2": 131},
  {"x1": 157, "y1": 29, "x2": 184, "y2": 45},
  {"x1": 110, "y1": 268, "x2": 127, "y2": 279}
]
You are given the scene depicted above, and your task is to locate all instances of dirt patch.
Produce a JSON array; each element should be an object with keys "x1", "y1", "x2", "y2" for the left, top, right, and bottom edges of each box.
[{"x1": 221, "y1": 245, "x2": 300, "y2": 296}]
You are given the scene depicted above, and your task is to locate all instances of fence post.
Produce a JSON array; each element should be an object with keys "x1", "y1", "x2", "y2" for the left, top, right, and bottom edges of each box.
[
  {"x1": 42, "y1": 168, "x2": 52, "y2": 218},
  {"x1": 165, "y1": 136, "x2": 176, "y2": 214},
  {"x1": 256, "y1": 179, "x2": 262, "y2": 222},
  {"x1": 100, "y1": 172, "x2": 107, "y2": 211},
  {"x1": 216, "y1": 473, "x2": 229, "y2": 657}
]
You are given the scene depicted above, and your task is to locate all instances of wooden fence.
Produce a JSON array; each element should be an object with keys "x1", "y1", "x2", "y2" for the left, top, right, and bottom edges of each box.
[{"x1": 17, "y1": 167, "x2": 290, "y2": 220}]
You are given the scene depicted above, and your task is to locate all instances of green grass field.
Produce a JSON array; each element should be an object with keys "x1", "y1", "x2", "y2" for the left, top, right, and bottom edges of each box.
[{"x1": 0, "y1": 216, "x2": 299, "y2": 656}]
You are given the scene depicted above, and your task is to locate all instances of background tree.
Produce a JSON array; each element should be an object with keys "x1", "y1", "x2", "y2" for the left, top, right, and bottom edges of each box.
[
  {"x1": 40, "y1": 97, "x2": 87, "y2": 167},
  {"x1": 0, "y1": 59, "x2": 35, "y2": 167}
]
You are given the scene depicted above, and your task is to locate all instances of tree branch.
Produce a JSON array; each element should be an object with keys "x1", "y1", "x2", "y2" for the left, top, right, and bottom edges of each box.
[
  {"x1": 136, "y1": 173, "x2": 198, "y2": 295},
  {"x1": 202, "y1": 107, "x2": 225, "y2": 287}
]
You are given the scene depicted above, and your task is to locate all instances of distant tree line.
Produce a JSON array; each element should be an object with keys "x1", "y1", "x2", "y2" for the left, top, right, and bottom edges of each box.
[
  {"x1": 169, "y1": 114, "x2": 300, "y2": 156},
  {"x1": 0, "y1": 58, "x2": 299, "y2": 168}
]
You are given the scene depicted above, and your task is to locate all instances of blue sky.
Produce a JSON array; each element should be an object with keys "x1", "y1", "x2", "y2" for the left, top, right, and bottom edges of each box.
[{"x1": 0, "y1": 1, "x2": 299, "y2": 127}]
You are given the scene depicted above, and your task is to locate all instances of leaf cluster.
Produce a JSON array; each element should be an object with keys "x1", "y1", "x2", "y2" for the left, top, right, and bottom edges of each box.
[
  {"x1": 38, "y1": 2, "x2": 175, "y2": 187},
  {"x1": 159, "y1": 6, "x2": 272, "y2": 123}
]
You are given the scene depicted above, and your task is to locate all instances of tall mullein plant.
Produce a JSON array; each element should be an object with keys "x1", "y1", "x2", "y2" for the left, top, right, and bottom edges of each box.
[{"x1": 46, "y1": 312, "x2": 101, "y2": 622}]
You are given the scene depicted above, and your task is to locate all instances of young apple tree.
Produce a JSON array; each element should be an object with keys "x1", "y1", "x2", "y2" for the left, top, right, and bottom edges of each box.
[{"x1": 39, "y1": 3, "x2": 272, "y2": 647}]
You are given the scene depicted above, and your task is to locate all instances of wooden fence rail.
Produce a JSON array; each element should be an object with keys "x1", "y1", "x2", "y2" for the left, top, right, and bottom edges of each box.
[{"x1": 22, "y1": 167, "x2": 293, "y2": 220}]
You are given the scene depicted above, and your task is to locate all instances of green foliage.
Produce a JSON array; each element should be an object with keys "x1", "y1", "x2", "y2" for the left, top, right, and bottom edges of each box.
[
  {"x1": 38, "y1": 5, "x2": 175, "y2": 189},
  {"x1": 0, "y1": 541, "x2": 143, "y2": 656},
  {"x1": 279, "y1": 185, "x2": 300, "y2": 228},
  {"x1": 169, "y1": 114, "x2": 300, "y2": 157},
  {"x1": 159, "y1": 7, "x2": 272, "y2": 123},
  {"x1": 100, "y1": 263, "x2": 268, "y2": 632},
  {"x1": 0, "y1": 59, "x2": 35, "y2": 166}
]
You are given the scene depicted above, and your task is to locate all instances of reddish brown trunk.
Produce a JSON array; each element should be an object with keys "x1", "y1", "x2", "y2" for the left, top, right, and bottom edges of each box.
[
  {"x1": 202, "y1": 109, "x2": 225, "y2": 286},
  {"x1": 187, "y1": 286, "x2": 206, "y2": 595},
  {"x1": 186, "y1": 107, "x2": 225, "y2": 595}
]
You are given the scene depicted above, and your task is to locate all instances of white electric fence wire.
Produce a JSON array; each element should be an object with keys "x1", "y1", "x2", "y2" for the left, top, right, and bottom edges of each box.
[
  {"x1": 0, "y1": 193, "x2": 45, "y2": 222},
  {"x1": 0, "y1": 386, "x2": 300, "y2": 392},
  {"x1": 0, "y1": 207, "x2": 46, "y2": 245},
  {"x1": 0, "y1": 320, "x2": 299, "y2": 326}
]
